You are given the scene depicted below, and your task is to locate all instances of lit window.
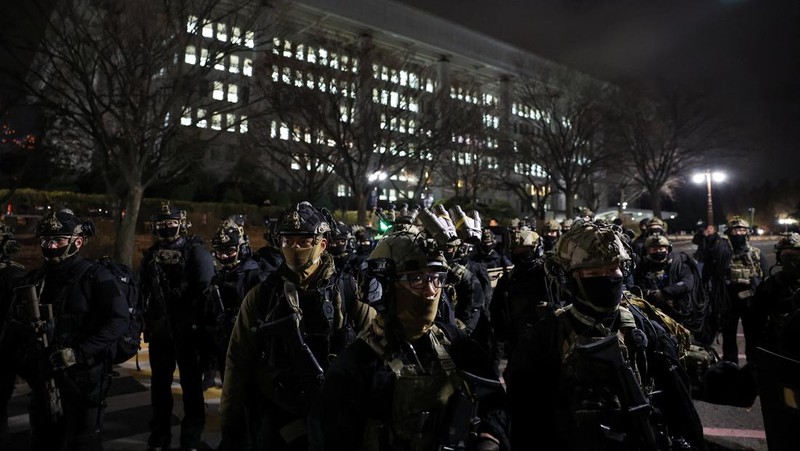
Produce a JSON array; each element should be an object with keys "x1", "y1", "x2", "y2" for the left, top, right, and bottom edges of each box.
[
  {"x1": 211, "y1": 114, "x2": 221, "y2": 130},
  {"x1": 239, "y1": 117, "x2": 248, "y2": 134},
  {"x1": 230, "y1": 55, "x2": 239, "y2": 73},
  {"x1": 227, "y1": 84, "x2": 238, "y2": 102},
  {"x1": 200, "y1": 48, "x2": 209, "y2": 66},
  {"x1": 270, "y1": 121, "x2": 277, "y2": 138},
  {"x1": 243, "y1": 58, "x2": 252, "y2": 76},
  {"x1": 318, "y1": 75, "x2": 326, "y2": 92},
  {"x1": 272, "y1": 38, "x2": 280, "y2": 55},
  {"x1": 181, "y1": 108, "x2": 192, "y2": 126},
  {"x1": 291, "y1": 161, "x2": 300, "y2": 170},
  {"x1": 409, "y1": 99, "x2": 418, "y2": 113},
  {"x1": 213, "y1": 82, "x2": 224, "y2": 100},
  {"x1": 409, "y1": 73, "x2": 419, "y2": 89},
  {"x1": 272, "y1": 65, "x2": 279, "y2": 82},
  {"x1": 281, "y1": 67, "x2": 291, "y2": 84},
  {"x1": 425, "y1": 79, "x2": 434, "y2": 92},
  {"x1": 294, "y1": 70, "x2": 302, "y2": 87},
  {"x1": 307, "y1": 47, "x2": 316, "y2": 63},
  {"x1": 186, "y1": 15, "x2": 198, "y2": 33},
  {"x1": 197, "y1": 109, "x2": 207, "y2": 128},
  {"x1": 214, "y1": 54, "x2": 225, "y2": 71},
  {"x1": 202, "y1": 22, "x2": 214, "y2": 38},
  {"x1": 330, "y1": 53, "x2": 338, "y2": 69},
  {"x1": 296, "y1": 44, "x2": 304, "y2": 60},
  {"x1": 184, "y1": 45, "x2": 197, "y2": 65},
  {"x1": 306, "y1": 72, "x2": 314, "y2": 89},
  {"x1": 319, "y1": 48, "x2": 328, "y2": 64},
  {"x1": 227, "y1": 113, "x2": 236, "y2": 132},
  {"x1": 232, "y1": 26, "x2": 242, "y2": 45},
  {"x1": 390, "y1": 91, "x2": 399, "y2": 108},
  {"x1": 390, "y1": 69, "x2": 398, "y2": 84},
  {"x1": 400, "y1": 70, "x2": 408, "y2": 86},
  {"x1": 337, "y1": 184, "x2": 347, "y2": 197},
  {"x1": 217, "y1": 23, "x2": 227, "y2": 42},
  {"x1": 282, "y1": 40, "x2": 292, "y2": 58},
  {"x1": 245, "y1": 31, "x2": 254, "y2": 48},
  {"x1": 280, "y1": 124, "x2": 289, "y2": 140}
]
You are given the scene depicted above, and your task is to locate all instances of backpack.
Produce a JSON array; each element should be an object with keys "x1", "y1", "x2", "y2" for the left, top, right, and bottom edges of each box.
[{"x1": 94, "y1": 256, "x2": 144, "y2": 365}]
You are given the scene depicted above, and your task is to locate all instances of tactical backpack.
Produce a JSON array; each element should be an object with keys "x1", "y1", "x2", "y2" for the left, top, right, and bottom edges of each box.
[{"x1": 94, "y1": 256, "x2": 144, "y2": 365}]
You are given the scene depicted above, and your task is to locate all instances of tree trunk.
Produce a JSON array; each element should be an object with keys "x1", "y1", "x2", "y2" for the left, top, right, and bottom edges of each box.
[
  {"x1": 650, "y1": 188, "x2": 663, "y2": 220},
  {"x1": 564, "y1": 185, "x2": 575, "y2": 220},
  {"x1": 114, "y1": 184, "x2": 144, "y2": 268},
  {"x1": 356, "y1": 191, "x2": 369, "y2": 226}
]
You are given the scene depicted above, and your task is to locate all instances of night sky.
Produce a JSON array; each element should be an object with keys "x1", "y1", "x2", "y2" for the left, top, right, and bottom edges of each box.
[{"x1": 396, "y1": 0, "x2": 800, "y2": 183}]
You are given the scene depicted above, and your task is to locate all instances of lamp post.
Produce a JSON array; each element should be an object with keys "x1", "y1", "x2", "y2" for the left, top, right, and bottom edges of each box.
[{"x1": 692, "y1": 170, "x2": 726, "y2": 227}]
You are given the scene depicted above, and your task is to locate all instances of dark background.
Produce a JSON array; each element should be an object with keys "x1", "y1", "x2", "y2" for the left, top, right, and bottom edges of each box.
[{"x1": 397, "y1": 0, "x2": 800, "y2": 183}]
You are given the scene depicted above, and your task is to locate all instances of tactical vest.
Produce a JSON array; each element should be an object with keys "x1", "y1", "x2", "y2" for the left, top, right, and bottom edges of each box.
[
  {"x1": 555, "y1": 306, "x2": 653, "y2": 450},
  {"x1": 360, "y1": 325, "x2": 464, "y2": 451},
  {"x1": 729, "y1": 245, "x2": 763, "y2": 285},
  {"x1": 146, "y1": 236, "x2": 204, "y2": 300}
]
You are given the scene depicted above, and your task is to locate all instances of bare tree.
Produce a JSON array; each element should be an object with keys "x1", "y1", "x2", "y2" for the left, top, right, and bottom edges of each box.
[
  {"x1": 8, "y1": 0, "x2": 275, "y2": 265},
  {"x1": 612, "y1": 84, "x2": 726, "y2": 219},
  {"x1": 248, "y1": 32, "x2": 461, "y2": 224},
  {"x1": 514, "y1": 69, "x2": 620, "y2": 218}
]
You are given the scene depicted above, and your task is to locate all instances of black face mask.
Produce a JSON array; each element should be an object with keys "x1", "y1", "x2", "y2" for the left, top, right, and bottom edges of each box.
[
  {"x1": 542, "y1": 236, "x2": 557, "y2": 251},
  {"x1": 157, "y1": 227, "x2": 180, "y2": 240},
  {"x1": 647, "y1": 251, "x2": 668, "y2": 263},
  {"x1": 729, "y1": 235, "x2": 748, "y2": 247},
  {"x1": 42, "y1": 246, "x2": 68, "y2": 260},
  {"x1": 577, "y1": 275, "x2": 624, "y2": 312}
]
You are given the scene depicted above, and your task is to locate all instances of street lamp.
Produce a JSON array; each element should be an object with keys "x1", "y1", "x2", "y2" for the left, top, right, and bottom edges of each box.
[{"x1": 692, "y1": 170, "x2": 726, "y2": 227}]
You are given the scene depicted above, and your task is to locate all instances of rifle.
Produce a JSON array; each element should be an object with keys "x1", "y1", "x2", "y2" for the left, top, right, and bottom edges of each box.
[
  {"x1": 17, "y1": 284, "x2": 63, "y2": 422},
  {"x1": 575, "y1": 334, "x2": 660, "y2": 450},
  {"x1": 143, "y1": 261, "x2": 172, "y2": 342},
  {"x1": 438, "y1": 370, "x2": 505, "y2": 451},
  {"x1": 252, "y1": 312, "x2": 324, "y2": 401}
]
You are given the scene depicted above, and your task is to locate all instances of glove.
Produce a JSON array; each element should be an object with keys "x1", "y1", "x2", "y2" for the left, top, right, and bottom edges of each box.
[
  {"x1": 419, "y1": 205, "x2": 458, "y2": 245},
  {"x1": 49, "y1": 348, "x2": 77, "y2": 371}
]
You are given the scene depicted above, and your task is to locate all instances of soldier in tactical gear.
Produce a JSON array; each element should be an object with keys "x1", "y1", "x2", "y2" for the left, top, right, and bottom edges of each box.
[
  {"x1": 633, "y1": 235, "x2": 706, "y2": 337},
  {"x1": 139, "y1": 201, "x2": 215, "y2": 451},
  {"x1": 540, "y1": 219, "x2": 561, "y2": 252},
  {"x1": 752, "y1": 232, "x2": 800, "y2": 360},
  {"x1": 308, "y1": 226, "x2": 509, "y2": 451},
  {"x1": 218, "y1": 201, "x2": 374, "y2": 450},
  {"x1": 0, "y1": 209, "x2": 129, "y2": 450},
  {"x1": 506, "y1": 221, "x2": 704, "y2": 450},
  {"x1": 719, "y1": 217, "x2": 767, "y2": 364},
  {"x1": 254, "y1": 215, "x2": 283, "y2": 277},
  {"x1": 207, "y1": 218, "x2": 266, "y2": 383}
]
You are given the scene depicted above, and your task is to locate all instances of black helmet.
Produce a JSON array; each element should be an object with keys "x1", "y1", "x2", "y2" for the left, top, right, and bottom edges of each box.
[
  {"x1": 151, "y1": 200, "x2": 191, "y2": 240},
  {"x1": 36, "y1": 209, "x2": 95, "y2": 237},
  {"x1": 211, "y1": 217, "x2": 251, "y2": 268},
  {"x1": 1, "y1": 220, "x2": 20, "y2": 256},
  {"x1": 277, "y1": 201, "x2": 331, "y2": 237}
]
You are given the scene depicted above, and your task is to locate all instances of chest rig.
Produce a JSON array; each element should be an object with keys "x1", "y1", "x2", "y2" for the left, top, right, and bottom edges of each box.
[
  {"x1": 729, "y1": 245, "x2": 763, "y2": 285},
  {"x1": 361, "y1": 325, "x2": 464, "y2": 451}
]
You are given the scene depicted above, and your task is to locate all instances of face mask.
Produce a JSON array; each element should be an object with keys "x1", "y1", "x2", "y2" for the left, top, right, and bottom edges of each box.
[
  {"x1": 730, "y1": 235, "x2": 747, "y2": 247},
  {"x1": 394, "y1": 283, "x2": 440, "y2": 340},
  {"x1": 281, "y1": 242, "x2": 324, "y2": 281},
  {"x1": 41, "y1": 240, "x2": 78, "y2": 262},
  {"x1": 647, "y1": 251, "x2": 668, "y2": 263},
  {"x1": 542, "y1": 236, "x2": 557, "y2": 251},
  {"x1": 157, "y1": 227, "x2": 180, "y2": 241},
  {"x1": 575, "y1": 275, "x2": 624, "y2": 315}
]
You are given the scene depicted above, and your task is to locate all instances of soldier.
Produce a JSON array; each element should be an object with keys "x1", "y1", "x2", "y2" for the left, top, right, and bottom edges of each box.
[
  {"x1": 506, "y1": 221, "x2": 704, "y2": 450},
  {"x1": 0, "y1": 209, "x2": 129, "y2": 450},
  {"x1": 629, "y1": 217, "x2": 651, "y2": 259},
  {"x1": 254, "y1": 215, "x2": 283, "y2": 277},
  {"x1": 0, "y1": 219, "x2": 27, "y2": 446},
  {"x1": 560, "y1": 218, "x2": 574, "y2": 234},
  {"x1": 634, "y1": 235, "x2": 706, "y2": 338},
  {"x1": 752, "y1": 233, "x2": 800, "y2": 360},
  {"x1": 308, "y1": 226, "x2": 509, "y2": 451},
  {"x1": 719, "y1": 217, "x2": 767, "y2": 364},
  {"x1": 207, "y1": 218, "x2": 266, "y2": 383},
  {"x1": 139, "y1": 201, "x2": 215, "y2": 451},
  {"x1": 218, "y1": 201, "x2": 374, "y2": 450},
  {"x1": 540, "y1": 218, "x2": 561, "y2": 252}
]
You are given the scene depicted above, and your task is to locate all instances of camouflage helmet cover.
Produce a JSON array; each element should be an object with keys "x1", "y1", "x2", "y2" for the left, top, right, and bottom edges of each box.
[
  {"x1": 644, "y1": 234, "x2": 672, "y2": 249},
  {"x1": 542, "y1": 219, "x2": 561, "y2": 233},
  {"x1": 725, "y1": 216, "x2": 750, "y2": 233},
  {"x1": 554, "y1": 222, "x2": 631, "y2": 272},
  {"x1": 151, "y1": 201, "x2": 191, "y2": 234},
  {"x1": 368, "y1": 230, "x2": 447, "y2": 273},
  {"x1": 509, "y1": 227, "x2": 540, "y2": 249},
  {"x1": 775, "y1": 233, "x2": 800, "y2": 253},
  {"x1": 277, "y1": 201, "x2": 331, "y2": 236},
  {"x1": 35, "y1": 209, "x2": 95, "y2": 237},
  {"x1": 211, "y1": 218, "x2": 248, "y2": 248}
]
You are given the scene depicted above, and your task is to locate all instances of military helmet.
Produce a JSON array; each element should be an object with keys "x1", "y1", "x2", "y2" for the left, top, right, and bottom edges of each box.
[
  {"x1": 644, "y1": 234, "x2": 672, "y2": 249},
  {"x1": 1, "y1": 220, "x2": 20, "y2": 256},
  {"x1": 481, "y1": 228, "x2": 495, "y2": 244},
  {"x1": 509, "y1": 227, "x2": 540, "y2": 249},
  {"x1": 725, "y1": 216, "x2": 750, "y2": 234},
  {"x1": 151, "y1": 201, "x2": 191, "y2": 235},
  {"x1": 560, "y1": 218, "x2": 574, "y2": 232},
  {"x1": 775, "y1": 233, "x2": 800, "y2": 262},
  {"x1": 554, "y1": 221, "x2": 631, "y2": 272},
  {"x1": 368, "y1": 230, "x2": 447, "y2": 274},
  {"x1": 542, "y1": 219, "x2": 561, "y2": 234},
  {"x1": 277, "y1": 201, "x2": 331, "y2": 236},
  {"x1": 211, "y1": 217, "x2": 249, "y2": 249},
  {"x1": 645, "y1": 217, "x2": 666, "y2": 234},
  {"x1": 35, "y1": 209, "x2": 95, "y2": 237}
]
